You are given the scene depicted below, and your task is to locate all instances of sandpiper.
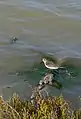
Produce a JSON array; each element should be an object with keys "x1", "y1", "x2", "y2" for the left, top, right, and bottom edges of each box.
[
  {"x1": 39, "y1": 73, "x2": 53, "y2": 85},
  {"x1": 42, "y1": 58, "x2": 64, "y2": 70}
]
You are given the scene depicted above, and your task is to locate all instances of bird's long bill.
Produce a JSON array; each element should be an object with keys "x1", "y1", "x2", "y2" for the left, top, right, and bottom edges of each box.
[{"x1": 52, "y1": 80, "x2": 62, "y2": 89}]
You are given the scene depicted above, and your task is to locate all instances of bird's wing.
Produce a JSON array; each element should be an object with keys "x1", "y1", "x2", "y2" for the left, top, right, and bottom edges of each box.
[
  {"x1": 43, "y1": 55, "x2": 58, "y2": 64},
  {"x1": 46, "y1": 60, "x2": 56, "y2": 65}
]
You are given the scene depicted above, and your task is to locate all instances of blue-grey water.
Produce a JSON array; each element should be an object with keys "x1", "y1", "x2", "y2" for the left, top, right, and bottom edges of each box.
[{"x1": 0, "y1": 0, "x2": 81, "y2": 108}]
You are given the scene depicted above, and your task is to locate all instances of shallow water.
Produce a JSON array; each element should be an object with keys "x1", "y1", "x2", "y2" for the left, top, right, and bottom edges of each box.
[{"x1": 0, "y1": 0, "x2": 81, "y2": 108}]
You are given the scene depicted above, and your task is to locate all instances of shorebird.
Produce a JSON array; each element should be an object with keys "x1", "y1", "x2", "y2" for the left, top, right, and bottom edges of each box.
[
  {"x1": 39, "y1": 73, "x2": 53, "y2": 85},
  {"x1": 42, "y1": 58, "x2": 64, "y2": 70},
  {"x1": 10, "y1": 36, "x2": 18, "y2": 44}
]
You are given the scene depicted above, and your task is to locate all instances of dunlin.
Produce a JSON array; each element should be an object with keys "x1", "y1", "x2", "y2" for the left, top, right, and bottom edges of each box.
[{"x1": 42, "y1": 58, "x2": 63, "y2": 70}]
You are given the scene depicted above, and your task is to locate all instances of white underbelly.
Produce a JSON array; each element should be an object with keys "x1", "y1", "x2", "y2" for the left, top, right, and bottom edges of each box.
[{"x1": 45, "y1": 65, "x2": 59, "y2": 69}]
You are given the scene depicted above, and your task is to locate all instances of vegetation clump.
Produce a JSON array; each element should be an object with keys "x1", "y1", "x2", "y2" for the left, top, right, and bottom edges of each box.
[{"x1": 0, "y1": 93, "x2": 81, "y2": 119}]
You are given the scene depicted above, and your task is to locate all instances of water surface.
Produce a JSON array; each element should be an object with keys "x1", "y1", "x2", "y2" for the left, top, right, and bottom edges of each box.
[{"x1": 0, "y1": 0, "x2": 81, "y2": 108}]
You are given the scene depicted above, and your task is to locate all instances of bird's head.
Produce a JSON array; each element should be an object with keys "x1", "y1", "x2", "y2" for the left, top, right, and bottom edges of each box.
[{"x1": 42, "y1": 58, "x2": 47, "y2": 64}]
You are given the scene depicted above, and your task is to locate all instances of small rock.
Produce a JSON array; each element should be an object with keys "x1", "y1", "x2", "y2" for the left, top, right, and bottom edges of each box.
[{"x1": 10, "y1": 36, "x2": 18, "y2": 44}]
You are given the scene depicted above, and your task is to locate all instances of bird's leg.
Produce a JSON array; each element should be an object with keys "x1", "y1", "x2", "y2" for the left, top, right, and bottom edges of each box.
[
  {"x1": 51, "y1": 69, "x2": 65, "y2": 81},
  {"x1": 50, "y1": 69, "x2": 59, "y2": 75},
  {"x1": 51, "y1": 70, "x2": 60, "y2": 78}
]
